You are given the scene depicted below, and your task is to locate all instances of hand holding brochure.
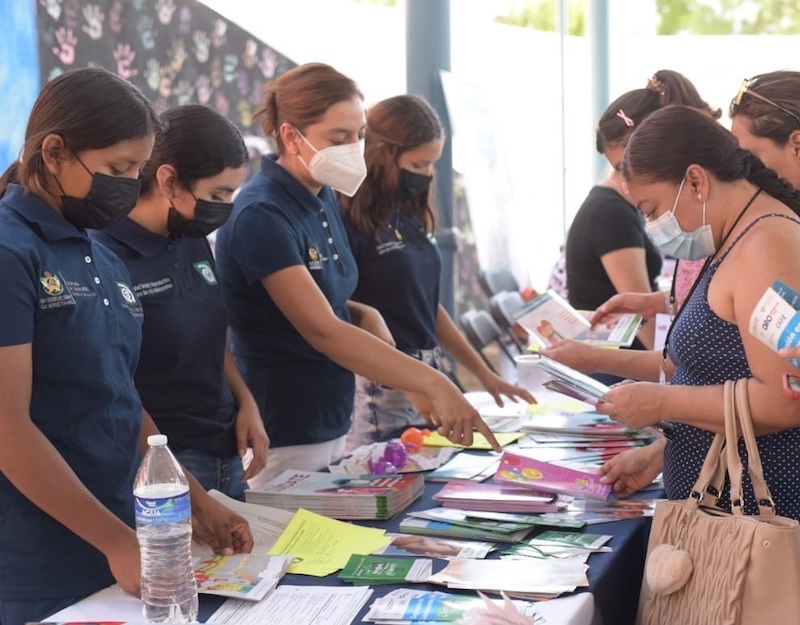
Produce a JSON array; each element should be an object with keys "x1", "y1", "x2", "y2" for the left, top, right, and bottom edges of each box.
[
  {"x1": 515, "y1": 289, "x2": 642, "y2": 348},
  {"x1": 750, "y1": 278, "x2": 800, "y2": 367}
]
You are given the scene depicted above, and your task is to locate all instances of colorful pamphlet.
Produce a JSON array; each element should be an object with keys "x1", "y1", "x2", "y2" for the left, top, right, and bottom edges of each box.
[
  {"x1": 495, "y1": 451, "x2": 611, "y2": 500},
  {"x1": 245, "y1": 470, "x2": 424, "y2": 520},
  {"x1": 750, "y1": 278, "x2": 800, "y2": 367},
  {"x1": 362, "y1": 588, "x2": 543, "y2": 624},
  {"x1": 194, "y1": 553, "x2": 293, "y2": 601},
  {"x1": 431, "y1": 480, "x2": 567, "y2": 513},
  {"x1": 515, "y1": 289, "x2": 642, "y2": 348},
  {"x1": 521, "y1": 409, "x2": 648, "y2": 438},
  {"x1": 339, "y1": 554, "x2": 432, "y2": 585}
]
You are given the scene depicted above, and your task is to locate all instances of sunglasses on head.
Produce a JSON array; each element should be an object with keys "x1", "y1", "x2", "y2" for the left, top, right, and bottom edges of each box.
[{"x1": 730, "y1": 78, "x2": 800, "y2": 126}]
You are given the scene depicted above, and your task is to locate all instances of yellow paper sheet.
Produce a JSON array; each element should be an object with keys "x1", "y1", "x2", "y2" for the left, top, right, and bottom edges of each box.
[
  {"x1": 424, "y1": 431, "x2": 525, "y2": 449},
  {"x1": 524, "y1": 400, "x2": 588, "y2": 415},
  {"x1": 267, "y1": 508, "x2": 391, "y2": 577}
]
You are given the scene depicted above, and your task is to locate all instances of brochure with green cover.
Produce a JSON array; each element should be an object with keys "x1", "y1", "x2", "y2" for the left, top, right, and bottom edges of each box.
[{"x1": 338, "y1": 554, "x2": 432, "y2": 585}]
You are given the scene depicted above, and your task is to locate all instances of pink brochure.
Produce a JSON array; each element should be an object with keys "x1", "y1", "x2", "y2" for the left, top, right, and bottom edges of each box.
[{"x1": 494, "y1": 451, "x2": 611, "y2": 500}]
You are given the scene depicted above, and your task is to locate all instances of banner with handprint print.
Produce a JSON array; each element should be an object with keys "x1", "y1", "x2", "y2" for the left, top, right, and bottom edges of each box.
[{"x1": 37, "y1": 0, "x2": 296, "y2": 160}]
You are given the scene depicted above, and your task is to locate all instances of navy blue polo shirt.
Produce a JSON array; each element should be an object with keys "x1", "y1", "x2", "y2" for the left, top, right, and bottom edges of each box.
[
  {"x1": 0, "y1": 184, "x2": 143, "y2": 600},
  {"x1": 92, "y1": 219, "x2": 238, "y2": 458},
  {"x1": 214, "y1": 155, "x2": 358, "y2": 448},
  {"x1": 343, "y1": 208, "x2": 442, "y2": 352}
]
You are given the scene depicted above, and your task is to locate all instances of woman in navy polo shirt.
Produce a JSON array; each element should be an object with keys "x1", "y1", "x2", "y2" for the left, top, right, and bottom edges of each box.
[
  {"x1": 214, "y1": 63, "x2": 500, "y2": 487},
  {"x1": 0, "y1": 68, "x2": 252, "y2": 625},
  {"x1": 340, "y1": 95, "x2": 534, "y2": 451},
  {"x1": 92, "y1": 105, "x2": 269, "y2": 501}
]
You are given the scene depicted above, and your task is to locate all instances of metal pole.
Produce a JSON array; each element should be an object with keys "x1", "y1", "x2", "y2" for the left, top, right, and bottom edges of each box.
[
  {"x1": 558, "y1": 0, "x2": 568, "y2": 237},
  {"x1": 588, "y1": 0, "x2": 610, "y2": 182},
  {"x1": 406, "y1": 0, "x2": 454, "y2": 316}
]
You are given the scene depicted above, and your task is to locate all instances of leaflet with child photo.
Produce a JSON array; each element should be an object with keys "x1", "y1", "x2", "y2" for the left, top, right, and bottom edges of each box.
[{"x1": 515, "y1": 289, "x2": 642, "y2": 348}]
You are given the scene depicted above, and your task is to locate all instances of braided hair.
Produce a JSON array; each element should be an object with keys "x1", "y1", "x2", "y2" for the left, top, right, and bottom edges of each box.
[{"x1": 622, "y1": 105, "x2": 800, "y2": 216}]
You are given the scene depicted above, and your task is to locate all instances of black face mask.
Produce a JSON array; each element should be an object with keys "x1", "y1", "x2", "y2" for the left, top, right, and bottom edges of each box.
[
  {"x1": 167, "y1": 197, "x2": 233, "y2": 238},
  {"x1": 57, "y1": 157, "x2": 140, "y2": 230},
  {"x1": 398, "y1": 168, "x2": 433, "y2": 201}
]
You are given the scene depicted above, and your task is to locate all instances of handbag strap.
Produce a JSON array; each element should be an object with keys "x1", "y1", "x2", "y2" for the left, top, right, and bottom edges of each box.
[
  {"x1": 689, "y1": 427, "x2": 726, "y2": 506},
  {"x1": 725, "y1": 379, "x2": 777, "y2": 516}
]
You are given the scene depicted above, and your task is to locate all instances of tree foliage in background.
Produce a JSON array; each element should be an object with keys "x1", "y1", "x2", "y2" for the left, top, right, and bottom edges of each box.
[
  {"x1": 657, "y1": 0, "x2": 800, "y2": 34},
  {"x1": 494, "y1": 0, "x2": 586, "y2": 36},
  {"x1": 491, "y1": 0, "x2": 800, "y2": 35}
]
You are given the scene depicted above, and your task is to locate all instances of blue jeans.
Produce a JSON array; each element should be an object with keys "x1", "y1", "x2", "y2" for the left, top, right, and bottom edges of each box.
[
  {"x1": 0, "y1": 593, "x2": 88, "y2": 625},
  {"x1": 173, "y1": 449, "x2": 246, "y2": 501},
  {"x1": 345, "y1": 375, "x2": 428, "y2": 454}
]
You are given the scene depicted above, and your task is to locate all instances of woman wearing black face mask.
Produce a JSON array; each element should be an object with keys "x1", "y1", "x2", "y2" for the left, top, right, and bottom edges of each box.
[
  {"x1": 91, "y1": 105, "x2": 268, "y2": 501},
  {"x1": 0, "y1": 69, "x2": 254, "y2": 625},
  {"x1": 340, "y1": 94, "x2": 534, "y2": 452}
]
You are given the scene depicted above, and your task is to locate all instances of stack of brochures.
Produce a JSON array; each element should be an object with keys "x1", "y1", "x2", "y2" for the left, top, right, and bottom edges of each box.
[
  {"x1": 425, "y1": 452, "x2": 501, "y2": 482},
  {"x1": 515, "y1": 289, "x2": 642, "y2": 349},
  {"x1": 363, "y1": 588, "x2": 543, "y2": 624},
  {"x1": 502, "y1": 530, "x2": 613, "y2": 562},
  {"x1": 517, "y1": 353, "x2": 611, "y2": 406},
  {"x1": 245, "y1": 470, "x2": 424, "y2": 520},
  {"x1": 399, "y1": 513, "x2": 536, "y2": 544},
  {"x1": 431, "y1": 480, "x2": 570, "y2": 513},
  {"x1": 427, "y1": 557, "x2": 590, "y2": 600}
]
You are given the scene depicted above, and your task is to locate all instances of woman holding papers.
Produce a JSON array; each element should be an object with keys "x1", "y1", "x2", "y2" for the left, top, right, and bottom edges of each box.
[
  {"x1": 566, "y1": 71, "x2": 718, "y2": 353},
  {"x1": 0, "y1": 68, "x2": 252, "y2": 625},
  {"x1": 546, "y1": 105, "x2": 800, "y2": 520},
  {"x1": 90, "y1": 105, "x2": 269, "y2": 500},
  {"x1": 214, "y1": 64, "x2": 500, "y2": 487},
  {"x1": 339, "y1": 94, "x2": 534, "y2": 452},
  {"x1": 595, "y1": 73, "x2": 800, "y2": 358}
]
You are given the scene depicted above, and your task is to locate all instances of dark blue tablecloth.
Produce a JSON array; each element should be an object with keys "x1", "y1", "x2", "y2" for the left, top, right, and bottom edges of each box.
[{"x1": 199, "y1": 478, "x2": 656, "y2": 625}]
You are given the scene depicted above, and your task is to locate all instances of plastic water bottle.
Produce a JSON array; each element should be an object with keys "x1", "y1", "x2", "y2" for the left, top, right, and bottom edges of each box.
[{"x1": 134, "y1": 434, "x2": 198, "y2": 623}]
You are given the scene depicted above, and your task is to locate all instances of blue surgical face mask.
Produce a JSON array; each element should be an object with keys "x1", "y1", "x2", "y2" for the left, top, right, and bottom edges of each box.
[{"x1": 645, "y1": 176, "x2": 715, "y2": 261}]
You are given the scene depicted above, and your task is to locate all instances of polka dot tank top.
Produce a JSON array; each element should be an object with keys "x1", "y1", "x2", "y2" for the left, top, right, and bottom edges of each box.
[{"x1": 666, "y1": 213, "x2": 800, "y2": 520}]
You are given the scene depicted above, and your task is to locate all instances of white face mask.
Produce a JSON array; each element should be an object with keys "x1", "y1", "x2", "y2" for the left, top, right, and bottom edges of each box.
[
  {"x1": 645, "y1": 176, "x2": 715, "y2": 261},
  {"x1": 296, "y1": 131, "x2": 367, "y2": 197}
]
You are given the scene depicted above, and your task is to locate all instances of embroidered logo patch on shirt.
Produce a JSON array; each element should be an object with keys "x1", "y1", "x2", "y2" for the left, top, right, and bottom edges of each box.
[
  {"x1": 116, "y1": 281, "x2": 137, "y2": 305},
  {"x1": 193, "y1": 260, "x2": 218, "y2": 285},
  {"x1": 39, "y1": 271, "x2": 63, "y2": 295}
]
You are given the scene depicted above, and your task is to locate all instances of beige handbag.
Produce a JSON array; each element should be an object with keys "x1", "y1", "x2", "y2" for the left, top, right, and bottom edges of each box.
[{"x1": 637, "y1": 379, "x2": 800, "y2": 625}]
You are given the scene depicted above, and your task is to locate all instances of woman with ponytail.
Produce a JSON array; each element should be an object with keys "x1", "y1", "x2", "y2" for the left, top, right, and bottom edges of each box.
[
  {"x1": 340, "y1": 95, "x2": 533, "y2": 452},
  {"x1": 544, "y1": 105, "x2": 800, "y2": 520},
  {"x1": 214, "y1": 64, "x2": 499, "y2": 487},
  {"x1": 0, "y1": 69, "x2": 251, "y2": 625},
  {"x1": 90, "y1": 105, "x2": 268, "y2": 500}
]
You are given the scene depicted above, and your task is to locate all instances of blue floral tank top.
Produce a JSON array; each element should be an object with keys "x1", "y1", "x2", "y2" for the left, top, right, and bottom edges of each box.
[{"x1": 665, "y1": 213, "x2": 800, "y2": 520}]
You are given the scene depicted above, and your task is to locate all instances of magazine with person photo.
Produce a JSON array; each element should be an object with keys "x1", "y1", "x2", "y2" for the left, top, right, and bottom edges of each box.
[{"x1": 515, "y1": 289, "x2": 642, "y2": 348}]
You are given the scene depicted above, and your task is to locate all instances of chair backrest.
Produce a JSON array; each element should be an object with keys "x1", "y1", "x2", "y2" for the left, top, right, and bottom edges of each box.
[
  {"x1": 459, "y1": 308, "x2": 516, "y2": 373},
  {"x1": 488, "y1": 291, "x2": 527, "y2": 352},
  {"x1": 478, "y1": 268, "x2": 520, "y2": 298}
]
